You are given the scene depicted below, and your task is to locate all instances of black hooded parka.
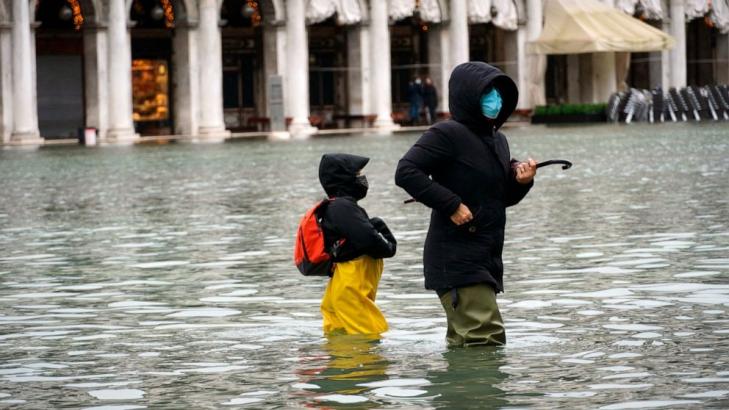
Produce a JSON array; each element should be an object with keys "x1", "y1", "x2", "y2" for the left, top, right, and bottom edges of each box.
[
  {"x1": 318, "y1": 153, "x2": 397, "y2": 263},
  {"x1": 394, "y1": 62, "x2": 532, "y2": 293}
]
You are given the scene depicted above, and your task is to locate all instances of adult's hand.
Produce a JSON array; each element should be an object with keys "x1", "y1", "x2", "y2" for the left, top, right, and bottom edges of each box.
[
  {"x1": 450, "y1": 203, "x2": 473, "y2": 226},
  {"x1": 515, "y1": 158, "x2": 537, "y2": 184}
]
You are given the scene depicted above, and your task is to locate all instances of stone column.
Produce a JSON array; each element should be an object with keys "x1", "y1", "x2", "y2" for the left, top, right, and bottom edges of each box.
[
  {"x1": 262, "y1": 21, "x2": 290, "y2": 139},
  {"x1": 347, "y1": 25, "x2": 371, "y2": 121},
  {"x1": 514, "y1": 24, "x2": 529, "y2": 110},
  {"x1": 285, "y1": 0, "x2": 316, "y2": 137},
  {"x1": 525, "y1": 0, "x2": 545, "y2": 107},
  {"x1": 567, "y1": 54, "x2": 581, "y2": 103},
  {"x1": 106, "y1": 0, "x2": 138, "y2": 144},
  {"x1": 578, "y1": 54, "x2": 595, "y2": 103},
  {"x1": 261, "y1": 22, "x2": 282, "y2": 117},
  {"x1": 83, "y1": 24, "x2": 109, "y2": 143},
  {"x1": 449, "y1": 0, "x2": 469, "y2": 70},
  {"x1": 172, "y1": 22, "x2": 200, "y2": 138},
  {"x1": 10, "y1": 0, "x2": 42, "y2": 145},
  {"x1": 197, "y1": 0, "x2": 229, "y2": 141},
  {"x1": 446, "y1": 0, "x2": 468, "y2": 115},
  {"x1": 668, "y1": 0, "x2": 687, "y2": 88},
  {"x1": 592, "y1": 52, "x2": 617, "y2": 102},
  {"x1": 428, "y1": 25, "x2": 449, "y2": 115},
  {"x1": 0, "y1": 23, "x2": 13, "y2": 144},
  {"x1": 717, "y1": 32, "x2": 729, "y2": 85},
  {"x1": 369, "y1": 0, "x2": 396, "y2": 130}
]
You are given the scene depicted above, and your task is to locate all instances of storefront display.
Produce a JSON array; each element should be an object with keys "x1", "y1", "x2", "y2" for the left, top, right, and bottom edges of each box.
[{"x1": 132, "y1": 59, "x2": 169, "y2": 122}]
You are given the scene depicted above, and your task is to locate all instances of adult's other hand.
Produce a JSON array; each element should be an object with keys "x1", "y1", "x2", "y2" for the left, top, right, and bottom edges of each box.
[
  {"x1": 450, "y1": 203, "x2": 473, "y2": 226},
  {"x1": 515, "y1": 158, "x2": 537, "y2": 184}
]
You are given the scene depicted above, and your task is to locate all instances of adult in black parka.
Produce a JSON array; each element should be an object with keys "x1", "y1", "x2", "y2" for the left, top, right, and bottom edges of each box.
[{"x1": 394, "y1": 62, "x2": 537, "y2": 347}]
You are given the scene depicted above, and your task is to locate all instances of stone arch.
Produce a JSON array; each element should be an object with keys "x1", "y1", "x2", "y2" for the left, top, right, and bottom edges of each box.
[
  {"x1": 124, "y1": 0, "x2": 196, "y2": 25},
  {"x1": 31, "y1": 0, "x2": 100, "y2": 26}
]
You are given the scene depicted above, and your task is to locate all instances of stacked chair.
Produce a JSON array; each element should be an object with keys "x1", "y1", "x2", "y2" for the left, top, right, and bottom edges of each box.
[{"x1": 607, "y1": 85, "x2": 729, "y2": 124}]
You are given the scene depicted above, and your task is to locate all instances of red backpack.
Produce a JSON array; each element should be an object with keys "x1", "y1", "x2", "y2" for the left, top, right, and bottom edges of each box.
[{"x1": 294, "y1": 199, "x2": 336, "y2": 276}]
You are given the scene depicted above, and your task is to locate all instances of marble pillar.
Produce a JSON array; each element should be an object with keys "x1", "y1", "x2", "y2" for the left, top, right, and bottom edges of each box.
[
  {"x1": 263, "y1": 21, "x2": 290, "y2": 139},
  {"x1": 10, "y1": 0, "x2": 42, "y2": 145},
  {"x1": 369, "y1": 0, "x2": 396, "y2": 130},
  {"x1": 592, "y1": 52, "x2": 618, "y2": 102},
  {"x1": 285, "y1": 0, "x2": 316, "y2": 137},
  {"x1": 567, "y1": 54, "x2": 581, "y2": 103},
  {"x1": 172, "y1": 23, "x2": 200, "y2": 138},
  {"x1": 83, "y1": 25, "x2": 108, "y2": 143},
  {"x1": 668, "y1": 0, "x2": 687, "y2": 88},
  {"x1": 347, "y1": 25, "x2": 371, "y2": 122},
  {"x1": 197, "y1": 0, "x2": 229, "y2": 141},
  {"x1": 525, "y1": 0, "x2": 546, "y2": 108},
  {"x1": 449, "y1": 0, "x2": 469, "y2": 71},
  {"x1": 105, "y1": 0, "x2": 138, "y2": 144},
  {"x1": 0, "y1": 22, "x2": 12, "y2": 144},
  {"x1": 428, "y1": 25, "x2": 449, "y2": 115}
]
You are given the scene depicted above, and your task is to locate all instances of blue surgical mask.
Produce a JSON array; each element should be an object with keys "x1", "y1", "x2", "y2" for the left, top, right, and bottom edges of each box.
[{"x1": 480, "y1": 88, "x2": 502, "y2": 119}]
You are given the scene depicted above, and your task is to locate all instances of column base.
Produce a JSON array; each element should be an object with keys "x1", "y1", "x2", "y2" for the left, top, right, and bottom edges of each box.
[
  {"x1": 268, "y1": 131, "x2": 291, "y2": 141},
  {"x1": 102, "y1": 128, "x2": 139, "y2": 145},
  {"x1": 7, "y1": 131, "x2": 44, "y2": 148},
  {"x1": 190, "y1": 127, "x2": 231, "y2": 143},
  {"x1": 288, "y1": 120, "x2": 318, "y2": 139},
  {"x1": 372, "y1": 117, "x2": 400, "y2": 135}
]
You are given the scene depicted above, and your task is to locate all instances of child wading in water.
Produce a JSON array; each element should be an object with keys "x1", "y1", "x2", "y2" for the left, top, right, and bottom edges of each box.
[{"x1": 317, "y1": 153, "x2": 397, "y2": 335}]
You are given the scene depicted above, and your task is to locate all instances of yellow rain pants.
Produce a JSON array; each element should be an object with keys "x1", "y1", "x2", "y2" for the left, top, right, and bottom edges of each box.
[{"x1": 320, "y1": 256, "x2": 388, "y2": 335}]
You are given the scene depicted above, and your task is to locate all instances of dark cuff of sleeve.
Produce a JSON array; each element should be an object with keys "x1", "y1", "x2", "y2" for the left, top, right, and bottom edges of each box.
[
  {"x1": 441, "y1": 196, "x2": 462, "y2": 217},
  {"x1": 519, "y1": 179, "x2": 534, "y2": 189}
]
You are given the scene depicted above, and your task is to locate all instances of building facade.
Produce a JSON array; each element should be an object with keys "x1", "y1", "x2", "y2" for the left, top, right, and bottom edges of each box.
[{"x1": 1, "y1": 0, "x2": 728, "y2": 145}]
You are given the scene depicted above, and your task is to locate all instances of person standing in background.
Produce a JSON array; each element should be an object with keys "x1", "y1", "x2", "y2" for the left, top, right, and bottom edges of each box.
[
  {"x1": 407, "y1": 77, "x2": 424, "y2": 125},
  {"x1": 423, "y1": 77, "x2": 439, "y2": 124}
]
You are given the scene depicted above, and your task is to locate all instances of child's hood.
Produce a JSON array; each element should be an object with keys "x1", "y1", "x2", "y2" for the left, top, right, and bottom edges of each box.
[{"x1": 319, "y1": 153, "x2": 370, "y2": 198}]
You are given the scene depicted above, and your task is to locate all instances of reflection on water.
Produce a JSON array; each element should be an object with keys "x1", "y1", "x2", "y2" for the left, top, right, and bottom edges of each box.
[
  {"x1": 1, "y1": 122, "x2": 728, "y2": 408},
  {"x1": 295, "y1": 335, "x2": 390, "y2": 407},
  {"x1": 428, "y1": 349, "x2": 508, "y2": 409}
]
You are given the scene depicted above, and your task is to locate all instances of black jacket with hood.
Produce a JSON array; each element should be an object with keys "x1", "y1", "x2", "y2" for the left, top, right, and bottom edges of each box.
[
  {"x1": 394, "y1": 62, "x2": 533, "y2": 293},
  {"x1": 318, "y1": 153, "x2": 397, "y2": 263}
]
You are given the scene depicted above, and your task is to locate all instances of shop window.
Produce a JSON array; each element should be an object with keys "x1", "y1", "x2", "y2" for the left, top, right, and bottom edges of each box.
[
  {"x1": 222, "y1": 55, "x2": 256, "y2": 109},
  {"x1": 132, "y1": 59, "x2": 170, "y2": 122},
  {"x1": 223, "y1": 71, "x2": 240, "y2": 109},
  {"x1": 310, "y1": 53, "x2": 336, "y2": 107}
]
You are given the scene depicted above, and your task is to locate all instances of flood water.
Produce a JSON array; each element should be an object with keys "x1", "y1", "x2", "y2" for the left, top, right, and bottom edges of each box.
[{"x1": 1, "y1": 122, "x2": 728, "y2": 409}]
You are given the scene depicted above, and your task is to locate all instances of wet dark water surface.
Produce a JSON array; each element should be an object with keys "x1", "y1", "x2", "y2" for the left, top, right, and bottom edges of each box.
[{"x1": 1, "y1": 123, "x2": 728, "y2": 409}]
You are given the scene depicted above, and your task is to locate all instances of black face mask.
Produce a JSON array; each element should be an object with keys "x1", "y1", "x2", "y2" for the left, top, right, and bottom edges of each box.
[{"x1": 352, "y1": 175, "x2": 369, "y2": 200}]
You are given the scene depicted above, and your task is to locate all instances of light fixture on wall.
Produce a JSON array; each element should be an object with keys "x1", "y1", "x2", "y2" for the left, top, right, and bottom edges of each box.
[
  {"x1": 241, "y1": 4, "x2": 255, "y2": 17},
  {"x1": 151, "y1": 4, "x2": 165, "y2": 20},
  {"x1": 241, "y1": 0, "x2": 261, "y2": 26},
  {"x1": 58, "y1": 4, "x2": 73, "y2": 20}
]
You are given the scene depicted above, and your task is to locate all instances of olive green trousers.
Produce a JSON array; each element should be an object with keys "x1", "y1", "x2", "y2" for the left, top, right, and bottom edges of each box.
[{"x1": 438, "y1": 283, "x2": 506, "y2": 347}]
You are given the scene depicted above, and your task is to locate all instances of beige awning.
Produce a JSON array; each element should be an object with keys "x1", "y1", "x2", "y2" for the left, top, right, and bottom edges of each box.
[{"x1": 528, "y1": 0, "x2": 675, "y2": 55}]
